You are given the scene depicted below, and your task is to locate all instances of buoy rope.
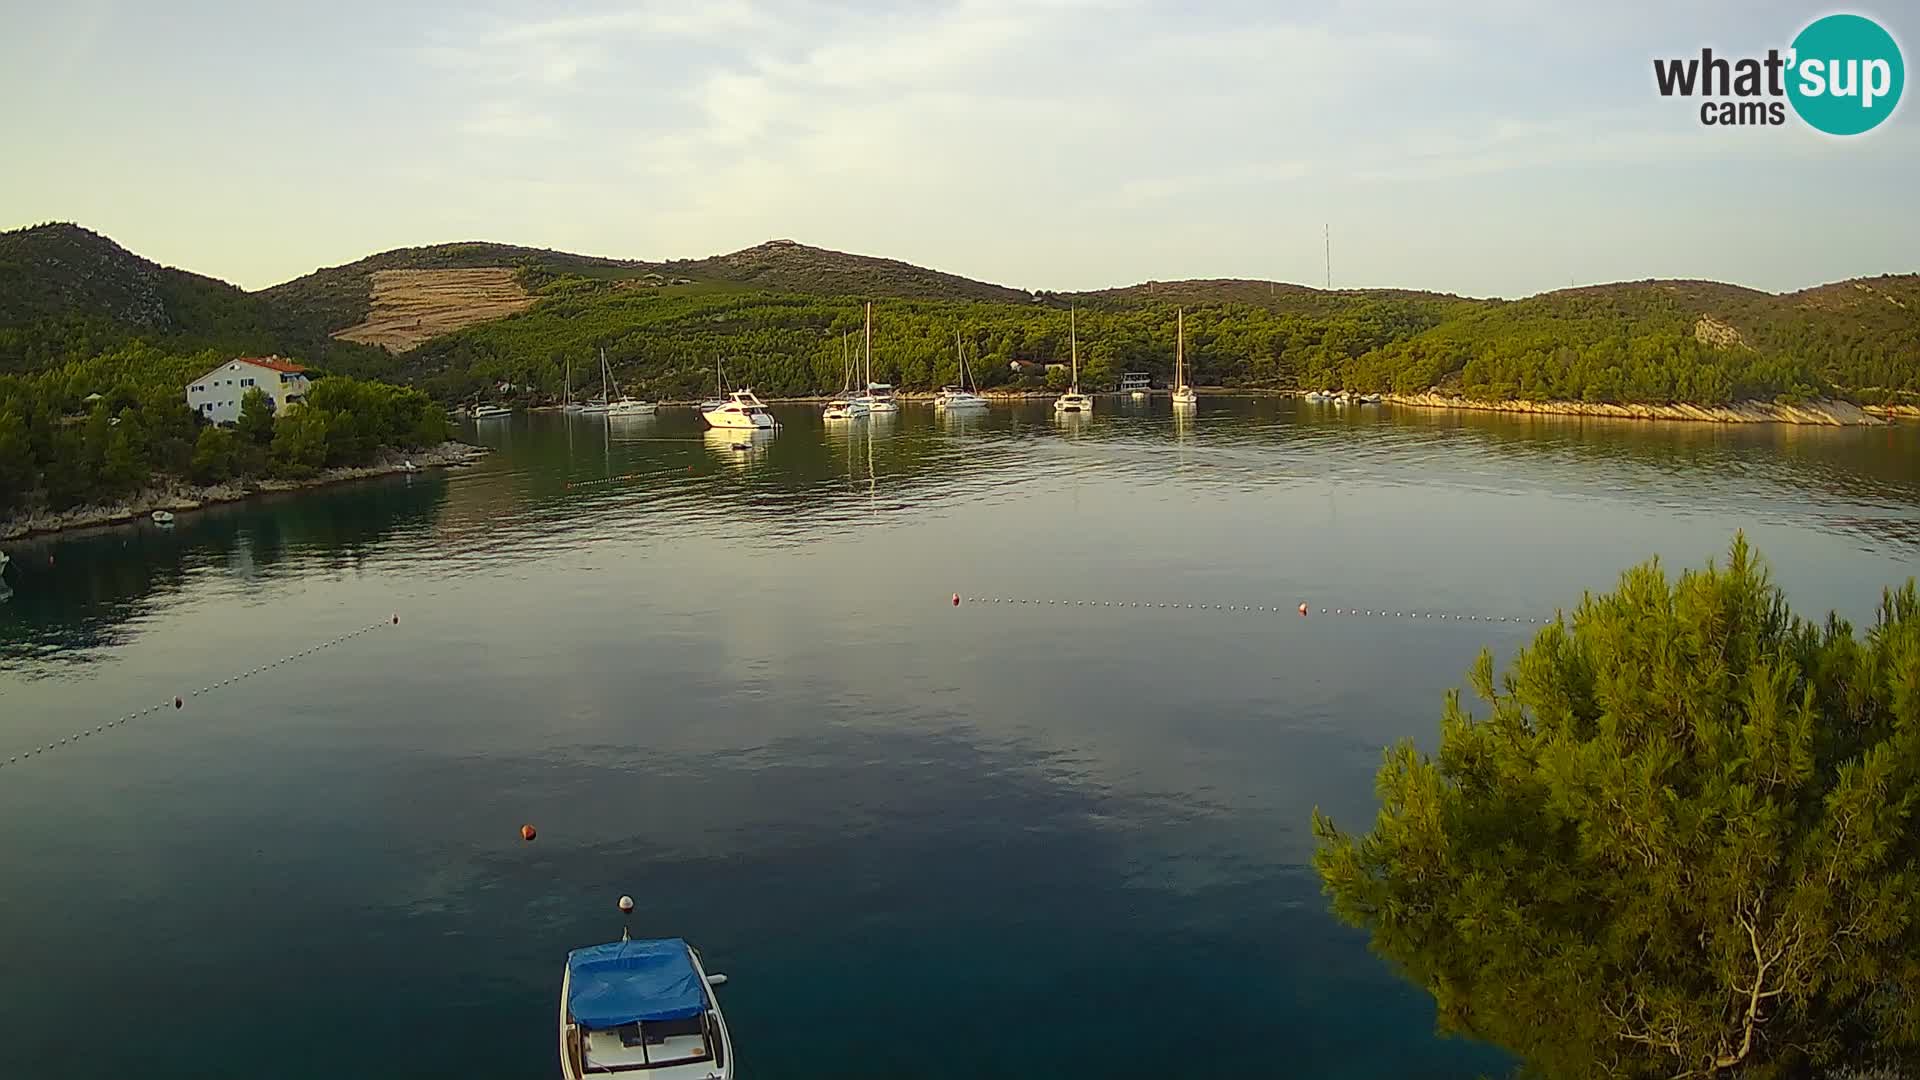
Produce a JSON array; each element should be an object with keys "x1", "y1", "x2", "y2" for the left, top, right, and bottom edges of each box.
[
  {"x1": 951, "y1": 595, "x2": 1555, "y2": 625},
  {"x1": 0, "y1": 615, "x2": 398, "y2": 771}
]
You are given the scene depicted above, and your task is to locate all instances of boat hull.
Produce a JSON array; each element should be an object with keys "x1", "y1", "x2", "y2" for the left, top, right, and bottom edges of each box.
[{"x1": 704, "y1": 410, "x2": 776, "y2": 430}]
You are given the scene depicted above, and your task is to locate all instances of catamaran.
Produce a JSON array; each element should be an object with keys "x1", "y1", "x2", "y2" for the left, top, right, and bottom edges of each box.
[
  {"x1": 1170, "y1": 308, "x2": 1197, "y2": 408},
  {"x1": 934, "y1": 330, "x2": 988, "y2": 410},
  {"x1": 703, "y1": 388, "x2": 777, "y2": 430},
  {"x1": 1053, "y1": 308, "x2": 1093, "y2": 415},
  {"x1": 559, "y1": 897, "x2": 733, "y2": 1080},
  {"x1": 854, "y1": 303, "x2": 900, "y2": 414},
  {"x1": 824, "y1": 332, "x2": 871, "y2": 421}
]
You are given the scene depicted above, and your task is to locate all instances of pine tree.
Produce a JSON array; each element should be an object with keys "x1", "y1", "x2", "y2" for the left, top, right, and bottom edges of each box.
[{"x1": 1314, "y1": 537, "x2": 1920, "y2": 1079}]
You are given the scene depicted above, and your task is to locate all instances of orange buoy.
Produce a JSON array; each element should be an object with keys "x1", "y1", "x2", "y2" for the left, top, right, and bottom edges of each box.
[
  {"x1": 951, "y1": 594, "x2": 960, "y2": 606},
  {"x1": 520, "y1": 824, "x2": 537, "y2": 842},
  {"x1": 1298, "y1": 603, "x2": 1308, "y2": 617}
]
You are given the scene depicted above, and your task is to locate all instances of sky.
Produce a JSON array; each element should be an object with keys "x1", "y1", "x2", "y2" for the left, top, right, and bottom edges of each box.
[{"x1": 2, "y1": 0, "x2": 1916, "y2": 297}]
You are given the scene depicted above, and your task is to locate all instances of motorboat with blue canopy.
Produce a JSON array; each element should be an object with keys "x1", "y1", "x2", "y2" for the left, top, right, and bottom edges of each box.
[
  {"x1": 568, "y1": 940, "x2": 707, "y2": 1027},
  {"x1": 560, "y1": 917, "x2": 732, "y2": 1079}
]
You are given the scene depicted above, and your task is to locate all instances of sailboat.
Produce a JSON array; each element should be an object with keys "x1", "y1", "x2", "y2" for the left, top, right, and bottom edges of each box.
[
  {"x1": 1170, "y1": 307, "x2": 1197, "y2": 407},
  {"x1": 934, "y1": 330, "x2": 988, "y2": 410},
  {"x1": 824, "y1": 332, "x2": 870, "y2": 420},
  {"x1": 599, "y1": 349, "x2": 656, "y2": 416},
  {"x1": 855, "y1": 303, "x2": 899, "y2": 414},
  {"x1": 1053, "y1": 308, "x2": 1093, "y2": 414},
  {"x1": 697, "y1": 357, "x2": 727, "y2": 413},
  {"x1": 564, "y1": 355, "x2": 584, "y2": 412}
]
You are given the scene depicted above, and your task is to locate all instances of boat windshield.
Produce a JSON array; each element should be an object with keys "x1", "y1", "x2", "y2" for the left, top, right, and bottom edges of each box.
[{"x1": 581, "y1": 1014, "x2": 715, "y2": 1073}]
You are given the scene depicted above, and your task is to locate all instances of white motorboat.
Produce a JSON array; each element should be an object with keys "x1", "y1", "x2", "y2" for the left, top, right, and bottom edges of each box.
[
  {"x1": 1053, "y1": 308, "x2": 1094, "y2": 415},
  {"x1": 596, "y1": 349, "x2": 656, "y2": 416},
  {"x1": 472, "y1": 403, "x2": 512, "y2": 419},
  {"x1": 560, "y1": 898, "x2": 733, "y2": 1080},
  {"x1": 824, "y1": 333, "x2": 871, "y2": 421},
  {"x1": 151, "y1": 510, "x2": 176, "y2": 526},
  {"x1": 1359, "y1": 392, "x2": 1384, "y2": 404},
  {"x1": 703, "y1": 389, "x2": 778, "y2": 430},
  {"x1": 1170, "y1": 308, "x2": 1197, "y2": 408},
  {"x1": 852, "y1": 303, "x2": 900, "y2": 414},
  {"x1": 1120, "y1": 372, "x2": 1152, "y2": 398},
  {"x1": 934, "y1": 330, "x2": 988, "y2": 410},
  {"x1": 1303, "y1": 390, "x2": 1329, "y2": 403}
]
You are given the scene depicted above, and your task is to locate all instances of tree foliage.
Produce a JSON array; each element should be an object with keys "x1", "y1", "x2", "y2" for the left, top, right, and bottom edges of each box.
[
  {"x1": 1314, "y1": 538, "x2": 1920, "y2": 1079},
  {"x1": 0, "y1": 343, "x2": 448, "y2": 516},
  {"x1": 396, "y1": 272, "x2": 1920, "y2": 407}
]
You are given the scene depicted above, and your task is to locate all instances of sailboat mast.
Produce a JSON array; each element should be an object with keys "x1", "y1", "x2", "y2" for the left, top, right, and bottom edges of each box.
[
  {"x1": 864, "y1": 302, "x2": 873, "y2": 388},
  {"x1": 1070, "y1": 308, "x2": 1078, "y2": 389},
  {"x1": 1176, "y1": 307, "x2": 1185, "y2": 390},
  {"x1": 842, "y1": 332, "x2": 850, "y2": 394},
  {"x1": 601, "y1": 348, "x2": 610, "y2": 401}
]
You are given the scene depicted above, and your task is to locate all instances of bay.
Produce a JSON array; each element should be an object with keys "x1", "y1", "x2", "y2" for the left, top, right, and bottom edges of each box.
[{"x1": 2, "y1": 398, "x2": 1916, "y2": 1079}]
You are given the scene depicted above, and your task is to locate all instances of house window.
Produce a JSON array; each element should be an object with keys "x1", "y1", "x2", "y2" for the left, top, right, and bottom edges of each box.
[{"x1": 241, "y1": 378, "x2": 255, "y2": 387}]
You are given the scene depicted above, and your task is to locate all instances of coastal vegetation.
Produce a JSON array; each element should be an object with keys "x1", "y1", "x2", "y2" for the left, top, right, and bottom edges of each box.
[
  {"x1": 0, "y1": 342, "x2": 447, "y2": 516},
  {"x1": 2, "y1": 222, "x2": 1915, "y2": 413},
  {"x1": 1313, "y1": 538, "x2": 1920, "y2": 1079}
]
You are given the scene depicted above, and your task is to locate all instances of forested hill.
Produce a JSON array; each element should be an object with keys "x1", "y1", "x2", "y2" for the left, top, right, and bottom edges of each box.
[
  {"x1": 1, "y1": 222, "x2": 1915, "y2": 407},
  {"x1": 0, "y1": 223, "x2": 387, "y2": 375}
]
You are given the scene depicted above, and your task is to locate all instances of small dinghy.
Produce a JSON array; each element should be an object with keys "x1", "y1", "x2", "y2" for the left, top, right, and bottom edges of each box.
[
  {"x1": 560, "y1": 896, "x2": 733, "y2": 1080},
  {"x1": 151, "y1": 510, "x2": 176, "y2": 526}
]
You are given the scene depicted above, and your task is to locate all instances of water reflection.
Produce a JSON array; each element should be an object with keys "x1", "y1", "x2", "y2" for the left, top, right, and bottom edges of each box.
[
  {"x1": 1, "y1": 398, "x2": 1915, "y2": 1080},
  {"x1": 0, "y1": 476, "x2": 448, "y2": 672}
]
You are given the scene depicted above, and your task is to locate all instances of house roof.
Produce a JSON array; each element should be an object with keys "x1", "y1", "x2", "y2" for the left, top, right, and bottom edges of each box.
[
  {"x1": 191, "y1": 356, "x2": 310, "y2": 385},
  {"x1": 234, "y1": 356, "x2": 308, "y2": 374}
]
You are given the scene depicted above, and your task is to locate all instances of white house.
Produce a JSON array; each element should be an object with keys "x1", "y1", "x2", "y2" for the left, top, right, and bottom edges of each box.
[{"x1": 186, "y1": 356, "x2": 310, "y2": 425}]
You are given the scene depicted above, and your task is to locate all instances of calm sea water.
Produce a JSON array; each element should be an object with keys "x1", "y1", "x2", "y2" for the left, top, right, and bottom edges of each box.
[{"x1": 3, "y1": 399, "x2": 1916, "y2": 1079}]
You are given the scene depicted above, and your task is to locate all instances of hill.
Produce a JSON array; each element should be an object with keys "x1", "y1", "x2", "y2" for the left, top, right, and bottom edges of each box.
[
  {"x1": 0, "y1": 222, "x2": 390, "y2": 375},
  {"x1": 1067, "y1": 278, "x2": 1465, "y2": 313},
  {"x1": 0, "y1": 223, "x2": 1913, "y2": 408},
  {"x1": 1342, "y1": 276, "x2": 1920, "y2": 404},
  {"x1": 256, "y1": 241, "x2": 665, "y2": 345},
  {"x1": 664, "y1": 239, "x2": 1031, "y2": 304}
]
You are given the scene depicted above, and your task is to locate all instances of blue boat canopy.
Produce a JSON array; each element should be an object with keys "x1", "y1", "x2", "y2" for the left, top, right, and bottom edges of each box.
[{"x1": 567, "y1": 938, "x2": 707, "y2": 1030}]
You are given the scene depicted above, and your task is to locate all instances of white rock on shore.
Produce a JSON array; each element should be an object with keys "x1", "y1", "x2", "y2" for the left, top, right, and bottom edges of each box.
[
  {"x1": 1383, "y1": 392, "x2": 1889, "y2": 426},
  {"x1": 0, "y1": 441, "x2": 489, "y2": 540}
]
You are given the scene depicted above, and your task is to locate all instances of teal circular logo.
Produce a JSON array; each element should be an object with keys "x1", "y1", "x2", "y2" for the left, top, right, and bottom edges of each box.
[{"x1": 1787, "y1": 14, "x2": 1904, "y2": 135}]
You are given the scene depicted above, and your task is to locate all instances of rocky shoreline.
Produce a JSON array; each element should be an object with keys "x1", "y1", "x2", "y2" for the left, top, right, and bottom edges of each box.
[
  {"x1": 0, "y1": 441, "x2": 490, "y2": 541},
  {"x1": 1381, "y1": 392, "x2": 1895, "y2": 426}
]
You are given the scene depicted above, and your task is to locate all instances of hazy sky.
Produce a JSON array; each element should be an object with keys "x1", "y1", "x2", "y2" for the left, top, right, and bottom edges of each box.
[{"x1": 3, "y1": 0, "x2": 1915, "y2": 296}]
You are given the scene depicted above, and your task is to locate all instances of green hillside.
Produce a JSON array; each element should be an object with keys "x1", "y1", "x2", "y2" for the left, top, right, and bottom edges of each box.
[
  {"x1": 0, "y1": 222, "x2": 388, "y2": 375},
  {"x1": 1347, "y1": 278, "x2": 1920, "y2": 404},
  {"x1": 1, "y1": 223, "x2": 1914, "y2": 408},
  {"x1": 258, "y1": 240, "x2": 665, "y2": 340}
]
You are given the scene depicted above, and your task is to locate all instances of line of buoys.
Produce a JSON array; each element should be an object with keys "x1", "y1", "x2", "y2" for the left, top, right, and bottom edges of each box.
[
  {"x1": 952, "y1": 595, "x2": 1551, "y2": 626},
  {"x1": 564, "y1": 471, "x2": 652, "y2": 490},
  {"x1": 0, "y1": 617, "x2": 397, "y2": 771}
]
